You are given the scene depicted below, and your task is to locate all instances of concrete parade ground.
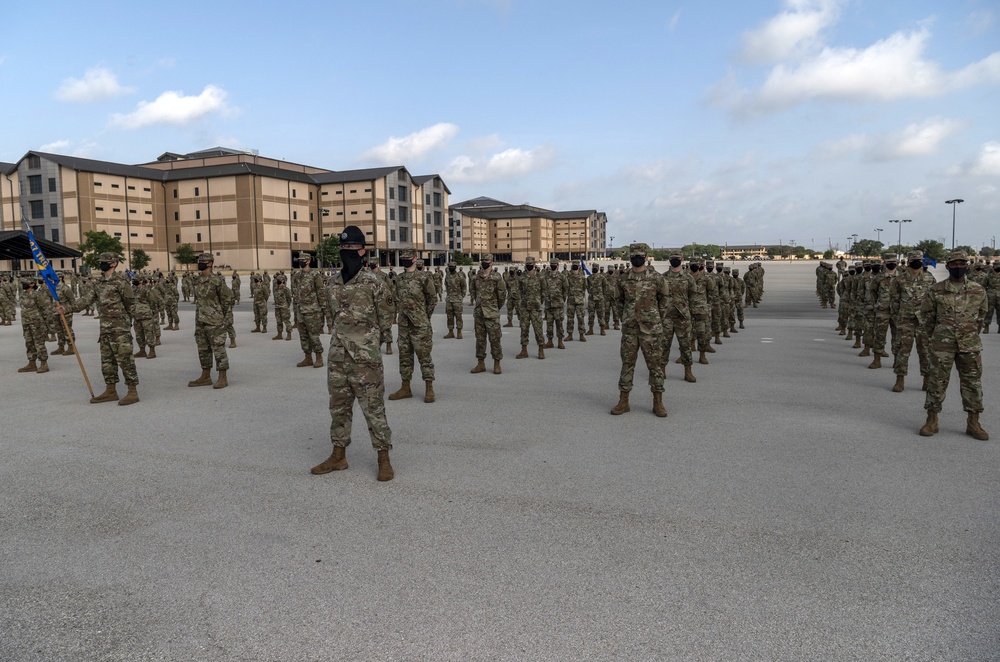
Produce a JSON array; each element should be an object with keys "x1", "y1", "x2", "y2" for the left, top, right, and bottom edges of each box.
[{"x1": 1, "y1": 260, "x2": 998, "y2": 661}]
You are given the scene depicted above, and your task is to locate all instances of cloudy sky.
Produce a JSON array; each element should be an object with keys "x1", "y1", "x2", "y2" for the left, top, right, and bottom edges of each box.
[{"x1": 2, "y1": 0, "x2": 998, "y2": 252}]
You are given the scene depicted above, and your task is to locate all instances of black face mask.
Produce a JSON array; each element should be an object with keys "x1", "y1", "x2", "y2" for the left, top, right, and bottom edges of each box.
[
  {"x1": 22, "y1": 282, "x2": 31, "y2": 290},
  {"x1": 525, "y1": 264, "x2": 534, "y2": 271},
  {"x1": 885, "y1": 263, "x2": 897, "y2": 271},
  {"x1": 715, "y1": 266, "x2": 723, "y2": 272},
  {"x1": 871, "y1": 265, "x2": 881, "y2": 274},
  {"x1": 448, "y1": 266, "x2": 456, "y2": 273},
  {"x1": 630, "y1": 255, "x2": 645, "y2": 268},
  {"x1": 481, "y1": 262, "x2": 492, "y2": 271},
  {"x1": 197, "y1": 262, "x2": 210, "y2": 272},
  {"x1": 399, "y1": 259, "x2": 413, "y2": 269},
  {"x1": 99, "y1": 262, "x2": 113, "y2": 272},
  {"x1": 947, "y1": 266, "x2": 968, "y2": 280},
  {"x1": 994, "y1": 267, "x2": 1000, "y2": 273},
  {"x1": 669, "y1": 258, "x2": 682, "y2": 268},
  {"x1": 909, "y1": 260, "x2": 923, "y2": 270},
  {"x1": 339, "y1": 249, "x2": 365, "y2": 282},
  {"x1": 571, "y1": 265, "x2": 579, "y2": 271},
  {"x1": 848, "y1": 270, "x2": 856, "y2": 276},
  {"x1": 551, "y1": 265, "x2": 558, "y2": 271},
  {"x1": 690, "y1": 265, "x2": 699, "y2": 272},
  {"x1": 416, "y1": 266, "x2": 424, "y2": 271}
]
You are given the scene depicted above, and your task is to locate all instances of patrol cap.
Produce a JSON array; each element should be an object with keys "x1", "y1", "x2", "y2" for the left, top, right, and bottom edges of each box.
[
  {"x1": 819, "y1": 261, "x2": 828, "y2": 267},
  {"x1": 549, "y1": 257, "x2": 559, "y2": 265},
  {"x1": 297, "y1": 252, "x2": 311, "y2": 262},
  {"x1": 882, "y1": 253, "x2": 897, "y2": 262},
  {"x1": 629, "y1": 243, "x2": 648, "y2": 256},
  {"x1": 669, "y1": 251, "x2": 683, "y2": 260},
  {"x1": 732, "y1": 268, "x2": 739, "y2": 274},
  {"x1": 415, "y1": 258, "x2": 425, "y2": 267},
  {"x1": 690, "y1": 256, "x2": 704, "y2": 265},
  {"x1": 945, "y1": 250, "x2": 969, "y2": 264},
  {"x1": 275, "y1": 274, "x2": 286, "y2": 284},
  {"x1": 723, "y1": 266, "x2": 731, "y2": 273},
  {"x1": 482, "y1": 254, "x2": 494, "y2": 263},
  {"x1": 525, "y1": 256, "x2": 536, "y2": 265},
  {"x1": 338, "y1": 225, "x2": 366, "y2": 246},
  {"x1": 400, "y1": 249, "x2": 416, "y2": 259},
  {"x1": 704, "y1": 258, "x2": 714, "y2": 265},
  {"x1": 99, "y1": 252, "x2": 118, "y2": 262},
  {"x1": 197, "y1": 252, "x2": 214, "y2": 262},
  {"x1": 906, "y1": 251, "x2": 923, "y2": 261},
  {"x1": 854, "y1": 261, "x2": 864, "y2": 268}
]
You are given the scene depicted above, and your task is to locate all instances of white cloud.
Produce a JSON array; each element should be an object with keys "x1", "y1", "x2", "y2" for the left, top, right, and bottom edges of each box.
[
  {"x1": 667, "y1": 11, "x2": 681, "y2": 32},
  {"x1": 966, "y1": 9, "x2": 995, "y2": 36},
  {"x1": 37, "y1": 140, "x2": 97, "y2": 157},
  {"x1": 445, "y1": 146, "x2": 554, "y2": 184},
  {"x1": 363, "y1": 123, "x2": 459, "y2": 164},
  {"x1": 38, "y1": 140, "x2": 70, "y2": 153},
  {"x1": 739, "y1": 0, "x2": 841, "y2": 64},
  {"x1": 56, "y1": 67, "x2": 135, "y2": 103},
  {"x1": 111, "y1": 85, "x2": 231, "y2": 129},
  {"x1": 866, "y1": 118, "x2": 961, "y2": 161},
  {"x1": 812, "y1": 133, "x2": 868, "y2": 160},
  {"x1": 970, "y1": 141, "x2": 1000, "y2": 177}
]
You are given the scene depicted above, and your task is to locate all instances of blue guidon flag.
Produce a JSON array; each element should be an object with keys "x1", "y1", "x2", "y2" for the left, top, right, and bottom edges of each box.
[
  {"x1": 22, "y1": 219, "x2": 60, "y2": 301},
  {"x1": 580, "y1": 258, "x2": 591, "y2": 276},
  {"x1": 923, "y1": 253, "x2": 937, "y2": 269}
]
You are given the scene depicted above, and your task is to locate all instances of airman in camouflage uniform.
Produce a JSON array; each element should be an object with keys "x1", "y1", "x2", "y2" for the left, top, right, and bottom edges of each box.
[
  {"x1": 443, "y1": 262, "x2": 467, "y2": 339},
  {"x1": 187, "y1": 253, "x2": 233, "y2": 390},
  {"x1": 544, "y1": 259, "x2": 567, "y2": 349},
  {"x1": 132, "y1": 277, "x2": 158, "y2": 359},
  {"x1": 611, "y1": 244, "x2": 669, "y2": 417},
  {"x1": 662, "y1": 252, "x2": 696, "y2": 382},
  {"x1": 230, "y1": 270, "x2": 241, "y2": 305},
  {"x1": 607, "y1": 264, "x2": 622, "y2": 330},
  {"x1": 181, "y1": 271, "x2": 193, "y2": 302},
  {"x1": 65, "y1": 253, "x2": 139, "y2": 404},
  {"x1": 370, "y1": 262, "x2": 395, "y2": 355},
  {"x1": 387, "y1": 249, "x2": 437, "y2": 403},
  {"x1": 918, "y1": 251, "x2": 989, "y2": 440},
  {"x1": 587, "y1": 263, "x2": 607, "y2": 335},
  {"x1": 731, "y1": 268, "x2": 746, "y2": 329},
  {"x1": 564, "y1": 262, "x2": 587, "y2": 342},
  {"x1": 17, "y1": 277, "x2": 52, "y2": 374},
  {"x1": 516, "y1": 256, "x2": 546, "y2": 360},
  {"x1": 471, "y1": 254, "x2": 507, "y2": 375},
  {"x1": 293, "y1": 253, "x2": 329, "y2": 368},
  {"x1": 982, "y1": 259, "x2": 1000, "y2": 333},
  {"x1": 251, "y1": 274, "x2": 269, "y2": 333},
  {"x1": 162, "y1": 272, "x2": 180, "y2": 330},
  {"x1": 272, "y1": 274, "x2": 292, "y2": 340},
  {"x1": 0, "y1": 275, "x2": 14, "y2": 324},
  {"x1": 505, "y1": 267, "x2": 521, "y2": 328},
  {"x1": 51, "y1": 273, "x2": 77, "y2": 356},
  {"x1": 889, "y1": 251, "x2": 936, "y2": 392},
  {"x1": 867, "y1": 253, "x2": 898, "y2": 369},
  {"x1": 311, "y1": 226, "x2": 396, "y2": 482},
  {"x1": 688, "y1": 258, "x2": 713, "y2": 363}
]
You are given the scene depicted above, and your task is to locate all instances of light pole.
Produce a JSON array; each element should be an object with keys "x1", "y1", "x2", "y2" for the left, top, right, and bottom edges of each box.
[
  {"x1": 874, "y1": 228, "x2": 884, "y2": 246},
  {"x1": 847, "y1": 236, "x2": 853, "y2": 254},
  {"x1": 945, "y1": 199, "x2": 964, "y2": 249},
  {"x1": 888, "y1": 219, "x2": 911, "y2": 249}
]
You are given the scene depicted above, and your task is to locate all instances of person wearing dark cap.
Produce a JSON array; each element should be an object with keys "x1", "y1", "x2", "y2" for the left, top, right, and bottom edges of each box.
[
  {"x1": 544, "y1": 259, "x2": 567, "y2": 350},
  {"x1": 919, "y1": 251, "x2": 989, "y2": 440},
  {"x1": 983, "y1": 259, "x2": 1000, "y2": 333},
  {"x1": 187, "y1": 252, "x2": 233, "y2": 389},
  {"x1": 17, "y1": 277, "x2": 52, "y2": 375},
  {"x1": 292, "y1": 252, "x2": 328, "y2": 368},
  {"x1": 311, "y1": 226, "x2": 396, "y2": 481},
  {"x1": 888, "y1": 251, "x2": 936, "y2": 392},
  {"x1": 471, "y1": 254, "x2": 507, "y2": 374}
]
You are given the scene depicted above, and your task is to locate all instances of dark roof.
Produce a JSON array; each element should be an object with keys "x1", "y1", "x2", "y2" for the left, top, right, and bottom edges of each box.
[
  {"x1": 411, "y1": 174, "x2": 452, "y2": 195},
  {"x1": 450, "y1": 196, "x2": 512, "y2": 209},
  {"x1": 0, "y1": 230, "x2": 82, "y2": 260},
  {"x1": 31, "y1": 152, "x2": 163, "y2": 179},
  {"x1": 312, "y1": 166, "x2": 406, "y2": 184},
  {"x1": 182, "y1": 147, "x2": 246, "y2": 158},
  {"x1": 549, "y1": 210, "x2": 598, "y2": 219},
  {"x1": 0, "y1": 161, "x2": 15, "y2": 175},
  {"x1": 160, "y1": 162, "x2": 316, "y2": 185}
]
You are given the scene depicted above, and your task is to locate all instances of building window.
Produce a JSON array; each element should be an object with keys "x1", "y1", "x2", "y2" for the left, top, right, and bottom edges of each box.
[
  {"x1": 146, "y1": 233, "x2": 153, "y2": 238},
  {"x1": 310, "y1": 212, "x2": 314, "y2": 221},
  {"x1": 435, "y1": 230, "x2": 442, "y2": 244},
  {"x1": 322, "y1": 191, "x2": 328, "y2": 196},
  {"x1": 427, "y1": 233, "x2": 432, "y2": 244},
  {"x1": 294, "y1": 233, "x2": 298, "y2": 241},
  {"x1": 174, "y1": 212, "x2": 179, "y2": 221},
  {"x1": 31, "y1": 224, "x2": 45, "y2": 239},
  {"x1": 130, "y1": 232, "x2": 138, "y2": 237},
  {"x1": 389, "y1": 208, "x2": 395, "y2": 221},
  {"x1": 94, "y1": 181, "x2": 103, "y2": 187},
  {"x1": 351, "y1": 211, "x2": 357, "y2": 215},
  {"x1": 335, "y1": 191, "x2": 342, "y2": 195},
  {"x1": 127, "y1": 185, "x2": 135, "y2": 190},
  {"x1": 399, "y1": 227, "x2": 408, "y2": 242},
  {"x1": 293, "y1": 211, "x2": 297, "y2": 220},
  {"x1": 350, "y1": 189, "x2": 357, "y2": 194},
  {"x1": 397, "y1": 186, "x2": 407, "y2": 202},
  {"x1": 389, "y1": 188, "x2": 394, "y2": 200},
  {"x1": 364, "y1": 188, "x2": 371, "y2": 193},
  {"x1": 143, "y1": 187, "x2": 151, "y2": 192},
  {"x1": 197, "y1": 233, "x2": 202, "y2": 242},
  {"x1": 311, "y1": 234, "x2": 315, "y2": 242},
  {"x1": 114, "y1": 232, "x2": 122, "y2": 237},
  {"x1": 195, "y1": 210, "x2": 201, "y2": 220},
  {"x1": 173, "y1": 189, "x2": 178, "y2": 198},
  {"x1": 28, "y1": 155, "x2": 40, "y2": 169},
  {"x1": 194, "y1": 187, "x2": 200, "y2": 196},
  {"x1": 365, "y1": 210, "x2": 371, "y2": 214},
  {"x1": 129, "y1": 209, "x2": 137, "y2": 214},
  {"x1": 50, "y1": 203, "x2": 58, "y2": 217},
  {"x1": 48, "y1": 178, "x2": 57, "y2": 192},
  {"x1": 309, "y1": 191, "x2": 313, "y2": 200},
  {"x1": 96, "y1": 206, "x2": 104, "y2": 212},
  {"x1": 111, "y1": 183, "x2": 119, "y2": 188},
  {"x1": 112, "y1": 208, "x2": 121, "y2": 213},
  {"x1": 426, "y1": 194, "x2": 431, "y2": 204},
  {"x1": 28, "y1": 175, "x2": 42, "y2": 194},
  {"x1": 336, "y1": 211, "x2": 343, "y2": 216},
  {"x1": 145, "y1": 210, "x2": 152, "y2": 215},
  {"x1": 52, "y1": 229, "x2": 60, "y2": 243},
  {"x1": 427, "y1": 213, "x2": 431, "y2": 223},
  {"x1": 434, "y1": 211, "x2": 442, "y2": 225},
  {"x1": 29, "y1": 200, "x2": 44, "y2": 218},
  {"x1": 399, "y1": 206, "x2": 408, "y2": 222},
  {"x1": 292, "y1": 189, "x2": 297, "y2": 198},
  {"x1": 391, "y1": 229, "x2": 396, "y2": 241},
  {"x1": 176, "y1": 234, "x2": 180, "y2": 243},
  {"x1": 433, "y1": 192, "x2": 441, "y2": 206}
]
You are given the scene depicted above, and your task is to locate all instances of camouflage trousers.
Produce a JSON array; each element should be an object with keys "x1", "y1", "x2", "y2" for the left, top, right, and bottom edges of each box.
[
  {"x1": 51, "y1": 312, "x2": 74, "y2": 345},
  {"x1": 734, "y1": 300, "x2": 744, "y2": 323},
  {"x1": 134, "y1": 317, "x2": 157, "y2": 349},
  {"x1": 565, "y1": 299, "x2": 586, "y2": 335},
  {"x1": 328, "y1": 353, "x2": 391, "y2": 450},
  {"x1": 506, "y1": 300, "x2": 519, "y2": 325},
  {"x1": 298, "y1": 311, "x2": 324, "y2": 354},
  {"x1": 871, "y1": 310, "x2": 892, "y2": 352},
  {"x1": 662, "y1": 314, "x2": 693, "y2": 366},
  {"x1": 985, "y1": 292, "x2": 1000, "y2": 328},
  {"x1": 892, "y1": 317, "x2": 929, "y2": 377},
  {"x1": 589, "y1": 298, "x2": 606, "y2": 330},
  {"x1": 618, "y1": 325, "x2": 665, "y2": 393},
  {"x1": 195, "y1": 323, "x2": 229, "y2": 371},
  {"x1": 253, "y1": 301, "x2": 268, "y2": 329},
  {"x1": 225, "y1": 310, "x2": 236, "y2": 343},
  {"x1": 274, "y1": 306, "x2": 291, "y2": 334},
  {"x1": 837, "y1": 301, "x2": 849, "y2": 328},
  {"x1": 924, "y1": 350, "x2": 983, "y2": 414},
  {"x1": 22, "y1": 317, "x2": 48, "y2": 362},
  {"x1": 474, "y1": 312, "x2": 503, "y2": 361},
  {"x1": 545, "y1": 306, "x2": 565, "y2": 341},
  {"x1": 397, "y1": 317, "x2": 434, "y2": 381},
  {"x1": 165, "y1": 301, "x2": 179, "y2": 326},
  {"x1": 711, "y1": 302, "x2": 723, "y2": 334},
  {"x1": 99, "y1": 328, "x2": 138, "y2": 385},
  {"x1": 446, "y1": 301, "x2": 464, "y2": 331},
  {"x1": 692, "y1": 313, "x2": 712, "y2": 351},
  {"x1": 606, "y1": 297, "x2": 618, "y2": 328},
  {"x1": 232, "y1": 289, "x2": 240, "y2": 305},
  {"x1": 519, "y1": 307, "x2": 545, "y2": 346}
]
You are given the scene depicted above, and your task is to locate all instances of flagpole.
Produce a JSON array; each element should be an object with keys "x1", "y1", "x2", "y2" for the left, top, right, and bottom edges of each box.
[{"x1": 60, "y1": 310, "x2": 94, "y2": 398}]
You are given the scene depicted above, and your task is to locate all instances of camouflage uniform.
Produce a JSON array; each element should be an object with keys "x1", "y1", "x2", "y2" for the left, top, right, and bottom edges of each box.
[
  {"x1": 230, "y1": 271, "x2": 241, "y2": 305},
  {"x1": 607, "y1": 265, "x2": 622, "y2": 329},
  {"x1": 392, "y1": 250, "x2": 436, "y2": 384},
  {"x1": 472, "y1": 255, "x2": 507, "y2": 368},
  {"x1": 52, "y1": 276, "x2": 76, "y2": 353},
  {"x1": 192, "y1": 255, "x2": 233, "y2": 373},
  {"x1": 293, "y1": 260, "x2": 329, "y2": 364},
  {"x1": 731, "y1": 269, "x2": 746, "y2": 327},
  {"x1": 517, "y1": 257, "x2": 546, "y2": 354},
  {"x1": 889, "y1": 252, "x2": 936, "y2": 387},
  {"x1": 661, "y1": 254, "x2": 694, "y2": 369},
  {"x1": 18, "y1": 279, "x2": 51, "y2": 370},
  {"x1": 147, "y1": 280, "x2": 163, "y2": 347},
  {"x1": 544, "y1": 260, "x2": 567, "y2": 347},
  {"x1": 272, "y1": 275, "x2": 292, "y2": 339},
  {"x1": 252, "y1": 276, "x2": 270, "y2": 332},
  {"x1": 983, "y1": 260, "x2": 1000, "y2": 333},
  {"x1": 444, "y1": 265, "x2": 467, "y2": 336},
  {"x1": 0, "y1": 276, "x2": 13, "y2": 324},
  {"x1": 505, "y1": 268, "x2": 521, "y2": 327},
  {"x1": 586, "y1": 265, "x2": 607, "y2": 334},
  {"x1": 163, "y1": 273, "x2": 180, "y2": 329},
  {"x1": 689, "y1": 258, "x2": 713, "y2": 356},
  {"x1": 70, "y1": 261, "x2": 138, "y2": 388},
  {"x1": 132, "y1": 280, "x2": 158, "y2": 354},
  {"x1": 564, "y1": 265, "x2": 587, "y2": 339}
]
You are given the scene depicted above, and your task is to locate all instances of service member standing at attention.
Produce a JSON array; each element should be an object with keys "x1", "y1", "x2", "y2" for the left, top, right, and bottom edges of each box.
[
  {"x1": 471, "y1": 254, "x2": 507, "y2": 375},
  {"x1": 516, "y1": 256, "x2": 547, "y2": 360},
  {"x1": 230, "y1": 270, "x2": 241, "y2": 305},
  {"x1": 889, "y1": 251, "x2": 935, "y2": 392},
  {"x1": 662, "y1": 252, "x2": 696, "y2": 383},
  {"x1": 611, "y1": 243, "x2": 669, "y2": 417},
  {"x1": 311, "y1": 226, "x2": 396, "y2": 481},
  {"x1": 293, "y1": 253, "x2": 328, "y2": 368},
  {"x1": 919, "y1": 251, "x2": 989, "y2": 440},
  {"x1": 564, "y1": 262, "x2": 587, "y2": 342},
  {"x1": 544, "y1": 259, "x2": 567, "y2": 350},
  {"x1": 63, "y1": 253, "x2": 140, "y2": 404},
  {"x1": 187, "y1": 253, "x2": 233, "y2": 389},
  {"x1": 272, "y1": 274, "x2": 292, "y2": 340},
  {"x1": 388, "y1": 249, "x2": 437, "y2": 403},
  {"x1": 443, "y1": 261, "x2": 467, "y2": 339},
  {"x1": 17, "y1": 277, "x2": 52, "y2": 375}
]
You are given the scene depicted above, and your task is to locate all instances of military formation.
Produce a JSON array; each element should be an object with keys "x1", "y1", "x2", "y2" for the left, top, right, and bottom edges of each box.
[{"x1": 824, "y1": 250, "x2": 994, "y2": 441}]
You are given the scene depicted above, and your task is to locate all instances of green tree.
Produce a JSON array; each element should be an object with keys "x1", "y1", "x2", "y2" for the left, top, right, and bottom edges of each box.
[
  {"x1": 315, "y1": 234, "x2": 341, "y2": 268},
  {"x1": 852, "y1": 239, "x2": 883, "y2": 257},
  {"x1": 793, "y1": 245, "x2": 807, "y2": 258},
  {"x1": 914, "y1": 239, "x2": 946, "y2": 261},
  {"x1": 174, "y1": 243, "x2": 198, "y2": 269},
  {"x1": 954, "y1": 245, "x2": 975, "y2": 257},
  {"x1": 130, "y1": 248, "x2": 151, "y2": 271},
  {"x1": 980, "y1": 246, "x2": 995, "y2": 257},
  {"x1": 822, "y1": 249, "x2": 835, "y2": 259},
  {"x1": 887, "y1": 244, "x2": 911, "y2": 255},
  {"x1": 451, "y1": 250, "x2": 473, "y2": 266},
  {"x1": 78, "y1": 231, "x2": 125, "y2": 270}
]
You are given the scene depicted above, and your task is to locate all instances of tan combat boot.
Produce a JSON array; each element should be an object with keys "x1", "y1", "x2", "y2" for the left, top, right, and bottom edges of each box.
[
  {"x1": 739, "y1": 321, "x2": 745, "y2": 329},
  {"x1": 17, "y1": 360, "x2": 37, "y2": 373},
  {"x1": 515, "y1": 345, "x2": 529, "y2": 359},
  {"x1": 614, "y1": 322, "x2": 620, "y2": 330},
  {"x1": 286, "y1": 330, "x2": 291, "y2": 341},
  {"x1": 544, "y1": 338, "x2": 554, "y2": 349},
  {"x1": 118, "y1": 384, "x2": 139, "y2": 406},
  {"x1": 272, "y1": 330, "x2": 282, "y2": 340},
  {"x1": 610, "y1": 391, "x2": 630, "y2": 415},
  {"x1": 424, "y1": 381, "x2": 435, "y2": 403},
  {"x1": 852, "y1": 336, "x2": 862, "y2": 349},
  {"x1": 699, "y1": 351, "x2": 709, "y2": 365},
  {"x1": 251, "y1": 324, "x2": 260, "y2": 333},
  {"x1": 377, "y1": 449, "x2": 394, "y2": 481},
  {"x1": 966, "y1": 413, "x2": 989, "y2": 441},
  {"x1": 297, "y1": 353, "x2": 313, "y2": 367},
  {"x1": 722, "y1": 329, "x2": 731, "y2": 338},
  {"x1": 714, "y1": 333, "x2": 722, "y2": 344},
  {"x1": 385, "y1": 342, "x2": 393, "y2": 355},
  {"x1": 90, "y1": 383, "x2": 119, "y2": 403},
  {"x1": 146, "y1": 347, "x2": 156, "y2": 359},
  {"x1": 652, "y1": 392, "x2": 667, "y2": 417},
  {"x1": 858, "y1": 346, "x2": 871, "y2": 357},
  {"x1": 600, "y1": 327, "x2": 606, "y2": 336},
  {"x1": 730, "y1": 326, "x2": 738, "y2": 334},
  {"x1": 188, "y1": 369, "x2": 213, "y2": 387},
  {"x1": 845, "y1": 329, "x2": 854, "y2": 340},
  {"x1": 471, "y1": 360, "x2": 486, "y2": 374},
  {"x1": 537, "y1": 346, "x2": 545, "y2": 359},
  {"x1": 36, "y1": 361, "x2": 49, "y2": 374},
  {"x1": 456, "y1": 330, "x2": 463, "y2": 339},
  {"x1": 213, "y1": 370, "x2": 228, "y2": 389},
  {"x1": 868, "y1": 354, "x2": 881, "y2": 369},
  {"x1": 134, "y1": 347, "x2": 147, "y2": 358},
  {"x1": 229, "y1": 338, "x2": 237, "y2": 348},
  {"x1": 684, "y1": 365, "x2": 696, "y2": 383},
  {"x1": 579, "y1": 332, "x2": 586, "y2": 342},
  {"x1": 493, "y1": 360, "x2": 502, "y2": 374},
  {"x1": 52, "y1": 345, "x2": 65, "y2": 356},
  {"x1": 313, "y1": 351, "x2": 324, "y2": 368},
  {"x1": 444, "y1": 329, "x2": 455, "y2": 339},
  {"x1": 388, "y1": 380, "x2": 412, "y2": 400},
  {"x1": 504, "y1": 321, "x2": 514, "y2": 328},
  {"x1": 557, "y1": 338, "x2": 566, "y2": 350},
  {"x1": 64, "y1": 344, "x2": 75, "y2": 356},
  {"x1": 675, "y1": 356, "x2": 683, "y2": 364},
  {"x1": 892, "y1": 375, "x2": 904, "y2": 392},
  {"x1": 704, "y1": 344, "x2": 716, "y2": 354},
  {"x1": 564, "y1": 333, "x2": 573, "y2": 342},
  {"x1": 311, "y1": 446, "x2": 347, "y2": 474},
  {"x1": 918, "y1": 411, "x2": 939, "y2": 436}
]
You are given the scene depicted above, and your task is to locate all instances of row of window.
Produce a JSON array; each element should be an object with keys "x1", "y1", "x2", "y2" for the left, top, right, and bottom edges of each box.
[{"x1": 94, "y1": 181, "x2": 152, "y2": 192}]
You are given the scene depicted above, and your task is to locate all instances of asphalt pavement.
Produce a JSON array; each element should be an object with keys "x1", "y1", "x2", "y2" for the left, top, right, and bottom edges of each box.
[{"x1": 1, "y1": 261, "x2": 998, "y2": 661}]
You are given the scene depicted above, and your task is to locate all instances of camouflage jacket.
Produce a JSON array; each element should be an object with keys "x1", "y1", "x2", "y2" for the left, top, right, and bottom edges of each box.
[
  {"x1": 327, "y1": 269, "x2": 394, "y2": 364},
  {"x1": 21, "y1": 287, "x2": 53, "y2": 323},
  {"x1": 689, "y1": 272, "x2": 711, "y2": 317},
  {"x1": 520, "y1": 269, "x2": 545, "y2": 312},
  {"x1": 474, "y1": 270, "x2": 507, "y2": 319},
  {"x1": 920, "y1": 278, "x2": 987, "y2": 352},
  {"x1": 566, "y1": 269, "x2": 587, "y2": 303},
  {"x1": 889, "y1": 268, "x2": 935, "y2": 319},
  {"x1": 445, "y1": 271, "x2": 467, "y2": 302},
  {"x1": 193, "y1": 272, "x2": 233, "y2": 327},
  {"x1": 252, "y1": 282, "x2": 270, "y2": 304},
  {"x1": 544, "y1": 269, "x2": 567, "y2": 309},
  {"x1": 294, "y1": 270, "x2": 328, "y2": 316},
  {"x1": 56, "y1": 281, "x2": 76, "y2": 312},
  {"x1": 133, "y1": 284, "x2": 153, "y2": 320},
  {"x1": 874, "y1": 272, "x2": 897, "y2": 313},
  {"x1": 587, "y1": 272, "x2": 607, "y2": 301},
  {"x1": 662, "y1": 270, "x2": 693, "y2": 320},
  {"x1": 617, "y1": 268, "x2": 669, "y2": 334},
  {"x1": 394, "y1": 269, "x2": 436, "y2": 326},
  {"x1": 273, "y1": 284, "x2": 290, "y2": 311},
  {"x1": 985, "y1": 269, "x2": 1000, "y2": 293},
  {"x1": 72, "y1": 272, "x2": 135, "y2": 334}
]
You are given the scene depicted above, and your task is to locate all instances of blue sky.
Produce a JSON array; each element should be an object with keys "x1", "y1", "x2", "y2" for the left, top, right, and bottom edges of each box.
[{"x1": 2, "y1": 0, "x2": 998, "y2": 252}]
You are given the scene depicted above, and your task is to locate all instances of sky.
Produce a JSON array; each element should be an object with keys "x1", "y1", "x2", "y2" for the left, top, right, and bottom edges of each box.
[{"x1": 1, "y1": 0, "x2": 998, "y2": 252}]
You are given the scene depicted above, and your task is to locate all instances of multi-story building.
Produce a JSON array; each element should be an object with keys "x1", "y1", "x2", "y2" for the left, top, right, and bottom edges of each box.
[
  {"x1": 449, "y1": 197, "x2": 607, "y2": 263},
  {"x1": 0, "y1": 147, "x2": 450, "y2": 271}
]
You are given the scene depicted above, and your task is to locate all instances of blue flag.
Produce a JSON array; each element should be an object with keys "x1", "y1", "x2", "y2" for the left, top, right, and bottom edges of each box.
[
  {"x1": 22, "y1": 219, "x2": 60, "y2": 302},
  {"x1": 923, "y1": 253, "x2": 937, "y2": 269},
  {"x1": 580, "y1": 258, "x2": 591, "y2": 276}
]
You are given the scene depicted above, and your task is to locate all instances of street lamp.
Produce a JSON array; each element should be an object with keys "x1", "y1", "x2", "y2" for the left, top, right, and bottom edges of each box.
[
  {"x1": 888, "y1": 219, "x2": 911, "y2": 249},
  {"x1": 945, "y1": 199, "x2": 964, "y2": 249},
  {"x1": 847, "y1": 236, "x2": 853, "y2": 253},
  {"x1": 874, "y1": 228, "x2": 884, "y2": 245}
]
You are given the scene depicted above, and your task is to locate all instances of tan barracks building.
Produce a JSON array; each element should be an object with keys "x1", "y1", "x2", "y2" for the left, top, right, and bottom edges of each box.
[{"x1": 0, "y1": 147, "x2": 451, "y2": 271}]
